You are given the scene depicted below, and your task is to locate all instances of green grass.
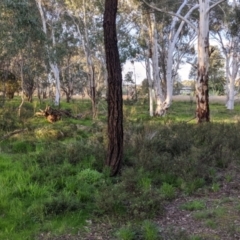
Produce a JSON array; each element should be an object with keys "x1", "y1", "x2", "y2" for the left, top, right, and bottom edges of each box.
[
  {"x1": 1, "y1": 97, "x2": 240, "y2": 239},
  {"x1": 180, "y1": 200, "x2": 206, "y2": 211}
]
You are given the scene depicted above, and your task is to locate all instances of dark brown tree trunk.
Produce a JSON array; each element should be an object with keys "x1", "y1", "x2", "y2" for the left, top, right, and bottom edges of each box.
[
  {"x1": 90, "y1": 66, "x2": 97, "y2": 119},
  {"x1": 103, "y1": 0, "x2": 123, "y2": 176},
  {"x1": 66, "y1": 93, "x2": 71, "y2": 103}
]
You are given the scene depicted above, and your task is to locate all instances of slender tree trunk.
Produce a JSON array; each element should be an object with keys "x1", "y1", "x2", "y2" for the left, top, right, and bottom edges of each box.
[
  {"x1": 104, "y1": 0, "x2": 123, "y2": 176},
  {"x1": 50, "y1": 63, "x2": 61, "y2": 106},
  {"x1": 145, "y1": 49, "x2": 154, "y2": 117},
  {"x1": 18, "y1": 59, "x2": 25, "y2": 117},
  {"x1": 90, "y1": 65, "x2": 97, "y2": 118},
  {"x1": 226, "y1": 38, "x2": 238, "y2": 110},
  {"x1": 195, "y1": 0, "x2": 210, "y2": 123}
]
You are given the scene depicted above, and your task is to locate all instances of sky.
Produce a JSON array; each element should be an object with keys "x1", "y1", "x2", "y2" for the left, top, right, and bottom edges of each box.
[{"x1": 122, "y1": 60, "x2": 191, "y2": 85}]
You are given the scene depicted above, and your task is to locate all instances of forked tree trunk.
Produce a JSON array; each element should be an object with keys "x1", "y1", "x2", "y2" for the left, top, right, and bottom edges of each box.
[
  {"x1": 104, "y1": 0, "x2": 123, "y2": 176},
  {"x1": 195, "y1": 0, "x2": 210, "y2": 123}
]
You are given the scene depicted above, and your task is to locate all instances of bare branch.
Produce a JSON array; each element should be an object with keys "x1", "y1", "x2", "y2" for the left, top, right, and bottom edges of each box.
[
  {"x1": 208, "y1": 0, "x2": 227, "y2": 13},
  {"x1": 142, "y1": 0, "x2": 198, "y2": 32},
  {"x1": 1, "y1": 128, "x2": 28, "y2": 141}
]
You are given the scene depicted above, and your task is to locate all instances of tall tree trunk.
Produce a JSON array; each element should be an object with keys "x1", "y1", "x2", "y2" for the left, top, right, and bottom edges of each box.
[
  {"x1": 195, "y1": 0, "x2": 210, "y2": 123},
  {"x1": 226, "y1": 38, "x2": 238, "y2": 110},
  {"x1": 104, "y1": 0, "x2": 123, "y2": 176},
  {"x1": 149, "y1": 12, "x2": 164, "y2": 116},
  {"x1": 36, "y1": 0, "x2": 61, "y2": 106}
]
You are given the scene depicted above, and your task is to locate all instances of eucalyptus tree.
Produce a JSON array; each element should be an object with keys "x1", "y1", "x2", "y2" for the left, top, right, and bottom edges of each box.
[
  {"x1": 35, "y1": 0, "x2": 66, "y2": 106},
  {"x1": 63, "y1": 0, "x2": 103, "y2": 118},
  {"x1": 0, "y1": 0, "x2": 45, "y2": 114},
  {"x1": 211, "y1": 1, "x2": 240, "y2": 110},
  {"x1": 143, "y1": 0, "x2": 226, "y2": 122},
  {"x1": 60, "y1": 53, "x2": 88, "y2": 103},
  {"x1": 189, "y1": 45, "x2": 225, "y2": 95},
  {"x1": 132, "y1": 0, "x2": 198, "y2": 116},
  {"x1": 104, "y1": 0, "x2": 123, "y2": 176}
]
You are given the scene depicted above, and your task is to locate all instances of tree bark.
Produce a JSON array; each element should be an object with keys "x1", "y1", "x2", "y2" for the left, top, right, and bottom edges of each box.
[
  {"x1": 103, "y1": 0, "x2": 123, "y2": 176},
  {"x1": 195, "y1": 0, "x2": 210, "y2": 123}
]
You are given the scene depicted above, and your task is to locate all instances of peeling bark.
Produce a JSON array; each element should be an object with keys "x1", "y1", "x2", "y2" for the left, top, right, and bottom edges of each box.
[{"x1": 195, "y1": 0, "x2": 210, "y2": 123}]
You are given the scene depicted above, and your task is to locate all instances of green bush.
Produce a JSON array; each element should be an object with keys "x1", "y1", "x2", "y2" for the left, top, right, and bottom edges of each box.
[{"x1": 77, "y1": 169, "x2": 103, "y2": 184}]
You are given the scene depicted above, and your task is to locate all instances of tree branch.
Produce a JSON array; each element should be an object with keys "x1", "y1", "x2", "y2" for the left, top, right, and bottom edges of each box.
[
  {"x1": 1, "y1": 128, "x2": 28, "y2": 141},
  {"x1": 142, "y1": 0, "x2": 198, "y2": 32},
  {"x1": 208, "y1": 0, "x2": 227, "y2": 13}
]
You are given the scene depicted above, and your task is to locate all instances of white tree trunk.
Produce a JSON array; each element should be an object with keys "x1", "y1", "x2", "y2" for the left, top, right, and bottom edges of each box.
[
  {"x1": 164, "y1": 3, "x2": 199, "y2": 110},
  {"x1": 145, "y1": 49, "x2": 154, "y2": 117},
  {"x1": 149, "y1": 12, "x2": 164, "y2": 116},
  {"x1": 195, "y1": 0, "x2": 210, "y2": 122},
  {"x1": 35, "y1": 0, "x2": 61, "y2": 106},
  {"x1": 227, "y1": 77, "x2": 235, "y2": 110},
  {"x1": 226, "y1": 38, "x2": 238, "y2": 110},
  {"x1": 50, "y1": 63, "x2": 61, "y2": 106}
]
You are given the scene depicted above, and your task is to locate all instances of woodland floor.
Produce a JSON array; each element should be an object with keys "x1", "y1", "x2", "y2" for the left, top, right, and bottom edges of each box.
[
  {"x1": 38, "y1": 164, "x2": 240, "y2": 240},
  {"x1": 37, "y1": 96, "x2": 240, "y2": 240}
]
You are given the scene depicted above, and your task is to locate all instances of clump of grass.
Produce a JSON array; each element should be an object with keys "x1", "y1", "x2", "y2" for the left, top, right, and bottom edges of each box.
[
  {"x1": 211, "y1": 182, "x2": 220, "y2": 192},
  {"x1": 205, "y1": 219, "x2": 217, "y2": 229},
  {"x1": 159, "y1": 182, "x2": 175, "y2": 200},
  {"x1": 180, "y1": 200, "x2": 205, "y2": 211},
  {"x1": 141, "y1": 220, "x2": 159, "y2": 240},
  {"x1": 116, "y1": 225, "x2": 135, "y2": 240}
]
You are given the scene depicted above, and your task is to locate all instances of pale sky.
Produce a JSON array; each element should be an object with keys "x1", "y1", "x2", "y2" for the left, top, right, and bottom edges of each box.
[{"x1": 122, "y1": 60, "x2": 191, "y2": 85}]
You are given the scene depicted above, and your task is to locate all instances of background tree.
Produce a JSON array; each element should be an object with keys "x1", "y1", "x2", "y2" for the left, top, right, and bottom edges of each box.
[
  {"x1": 189, "y1": 45, "x2": 225, "y2": 95},
  {"x1": 211, "y1": 1, "x2": 240, "y2": 109},
  {"x1": 104, "y1": 0, "x2": 123, "y2": 176}
]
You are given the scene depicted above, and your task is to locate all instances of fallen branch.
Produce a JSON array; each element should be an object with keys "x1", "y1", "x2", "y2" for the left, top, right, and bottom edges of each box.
[{"x1": 1, "y1": 128, "x2": 28, "y2": 141}]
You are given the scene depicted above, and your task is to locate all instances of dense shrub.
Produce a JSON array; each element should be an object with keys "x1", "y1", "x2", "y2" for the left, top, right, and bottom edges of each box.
[{"x1": 123, "y1": 122, "x2": 240, "y2": 195}]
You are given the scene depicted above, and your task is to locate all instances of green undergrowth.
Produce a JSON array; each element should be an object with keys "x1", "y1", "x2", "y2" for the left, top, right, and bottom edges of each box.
[{"x1": 1, "y1": 99, "x2": 240, "y2": 239}]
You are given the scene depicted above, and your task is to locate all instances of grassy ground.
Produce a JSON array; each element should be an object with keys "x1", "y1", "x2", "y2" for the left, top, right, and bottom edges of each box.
[{"x1": 0, "y1": 97, "x2": 240, "y2": 239}]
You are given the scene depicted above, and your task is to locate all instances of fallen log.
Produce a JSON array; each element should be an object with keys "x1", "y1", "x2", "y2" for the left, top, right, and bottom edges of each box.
[{"x1": 35, "y1": 106, "x2": 78, "y2": 123}]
